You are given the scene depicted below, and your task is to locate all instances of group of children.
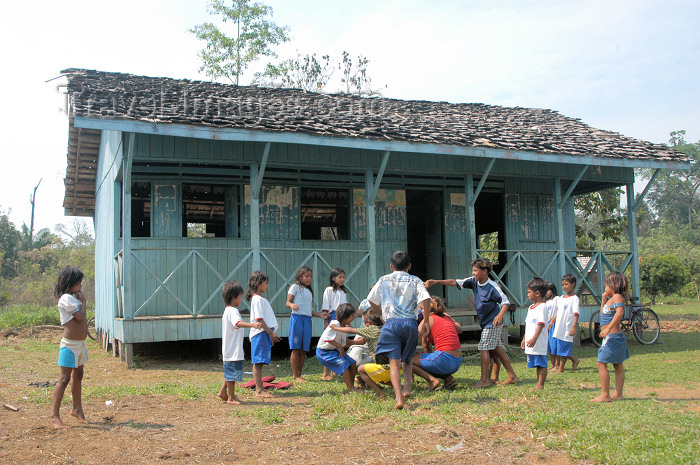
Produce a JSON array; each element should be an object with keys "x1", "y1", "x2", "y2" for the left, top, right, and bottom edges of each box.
[{"x1": 50, "y1": 254, "x2": 632, "y2": 425}]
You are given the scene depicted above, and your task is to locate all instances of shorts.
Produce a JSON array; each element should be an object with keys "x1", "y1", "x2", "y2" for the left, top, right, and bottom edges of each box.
[
  {"x1": 547, "y1": 322, "x2": 557, "y2": 354},
  {"x1": 420, "y1": 351, "x2": 462, "y2": 376},
  {"x1": 57, "y1": 338, "x2": 88, "y2": 368},
  {"x1": 527, "y1": 354, "x2": 548, "y2": 368},
  {"x1": 362, "y1": 363, "x2": 395, "y2": 384},
  {"x1": 597, "y1": 332, "x2": 629, "y2": 364},
  {"x1": 251, "y1": 332, "x2": 272, "y2": 365},
  {"x1": 554, "y1": 338, "x2": 573, "y2": 357},
  {"x1": 323, "y1": 310, "x2": 337, "y2": 322},
  {"x1": 478, "y1": 326, "x2": 505, "y2": 351},
  {"x1": 223, "y1": 360, "x2": 244, "y2": 382},
  {"x1": 347, "y1": 344, "x2": 373, "y2": 366},
  {"x1": 288, "y1": 313, "x2": 312, "y2": 351},
  {"x1": 375, "y1": 318, "x2": 419, "y2": 363},
  {"x1": 316, "y1": 348, "x2": 356, "y2": 375}
]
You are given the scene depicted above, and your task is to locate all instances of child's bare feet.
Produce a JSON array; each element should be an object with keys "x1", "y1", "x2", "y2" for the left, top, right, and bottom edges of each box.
[
  {"x1": 226, "y1": 397, "x2": 243, "y2": 405},
  {"x1": 490, "y1": 378, "x2": 499, "y2": 385},
  {"x1": 320, "y1": 375, "x2": 334, "y2": 381},
  {"x1": 473, "y1": 380, "x2": 492, "y2": 388},
  {"x1": 293, "y1": 377, "x2": 308, "y2": 383},
  {"x1": 70, "y1": 408, "x2": 87, "y2": 424},
  {"x1": 51, "y1": 415, "x2": 69, "y2": 429},
  {"x1": 591, "y1": 393, "x2": 612, "y2": 403},
  {"x1": 611, "y1": 393, "x2": 623, "y2": 401},
  {"x1": 500, "y1": 375, "x2": 520, "y2": 385},
  {"x1": 428, "y1": 378, "x2": 442, "y2": 391},
  {"x1": 570, "y1": 358, "x2": 580, "y2": 371},
  {"x1": 394, "y1": 401, "x2": 404, "y2": 410},
  {"x1": 218, "y1": 392, "x2": 228, "y2": 402},
  {"x1": 402, "y1": 390, "x2": 412, "y2": 399},
  {"x1": 255, "y1": 389, "x2": 275, "y2": 398}
]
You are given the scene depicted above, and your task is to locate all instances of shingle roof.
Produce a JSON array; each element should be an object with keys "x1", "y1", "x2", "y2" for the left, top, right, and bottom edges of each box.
[{"x1": 63, "y1": 68, "x2": 687, "y2": 162}]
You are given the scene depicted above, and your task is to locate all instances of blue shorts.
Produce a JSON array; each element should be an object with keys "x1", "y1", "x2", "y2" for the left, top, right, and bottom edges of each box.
[
  {"x1": 251, "y1": 332, "x2": 271, "y2": 365},
  {"x1": 547, "y1": 322, "x2": 557, "y2": 354},
  {"x1": 57, "y1": 338, "x2": 88, "y2": 368},
  {"x1": 316, "y1": 348, "x2": 356, "y2": 375},
  {"x1": 288, "y1": 313, "x2": 312, "y2": 351},
  {"x1": 324, "y1": 310, "x2": 337, "y2": 322},
  {"x1": 420, "y1": 351, "x2": 462, "y2": 376},
  {"x1": 223, "y1": 360, "x2": 244, "y2": 382},
  {"x1": 597, "y1": 332, "x2": 629, "y2": 364},
  {"x1": 375, "y1": 318, "x2": 419, "y2": 363},
  {"x1": 554, "y1": 338, "x2": 573, "y2": 357},
  {"x1": 527, "y1": 354, "x2": 548, "y2": 368}
]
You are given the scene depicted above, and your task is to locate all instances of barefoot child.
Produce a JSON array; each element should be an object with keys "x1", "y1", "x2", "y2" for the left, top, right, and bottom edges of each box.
[
  {"x1": 551, "y1": 274, "x2": 580, "y2": 373},
  {"x1": 51, "y1": 265, "x2": 88, "y2": 429},
  {"x1": 545, "y1": 282, "x2": 559, "y2": 370},
  {"x1": 331, "y1": 307, "x2": 386, "y2": 398},
  {"x1": 592, "y1": 271, "x2": 630, "y2": 403},
  {"x1": 521, "y1": 277, "x2": 549, "y2": 390},
  {"x1": 426, "y1": 257, "x2": 519, "y2": 388},
  {"x1": 367, "y1": 251, "x2": 431, "y2": 409},
  {"x1": 219, "y1": 281, "x2": 263, "y2": 405},
  {"x1": 320, "y1": 268, "x2": 348, "y2": 380},
  {"x1": 315, "y1": 303, "x2": 360, "y2": 393},
  {"x1": 246, "y1": 271, "x2": 281, "y2": 398},
  {"x1": 286, "y1": 266, "x2": 327, "y2": 383}
]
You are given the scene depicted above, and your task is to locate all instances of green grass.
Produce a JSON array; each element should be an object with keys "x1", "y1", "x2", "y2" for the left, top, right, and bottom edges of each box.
[{"x1": 0, "y1": 303, "x2": 96, "y2": 330}]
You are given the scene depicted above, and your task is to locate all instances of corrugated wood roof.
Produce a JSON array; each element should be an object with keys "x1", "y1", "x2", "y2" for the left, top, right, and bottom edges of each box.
[{"x1": 61, "y1": 68, "x2": 689, "y2": 216}]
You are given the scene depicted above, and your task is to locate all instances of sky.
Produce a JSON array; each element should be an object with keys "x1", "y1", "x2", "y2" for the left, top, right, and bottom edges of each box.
[{"x1": 1, "y1": 0, "x2": 698, "y2": 235}]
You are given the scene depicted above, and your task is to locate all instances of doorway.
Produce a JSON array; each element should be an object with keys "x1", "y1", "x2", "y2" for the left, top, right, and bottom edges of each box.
[{"x1": 406, "y1": 190, "x2": 444, "y2": 288}]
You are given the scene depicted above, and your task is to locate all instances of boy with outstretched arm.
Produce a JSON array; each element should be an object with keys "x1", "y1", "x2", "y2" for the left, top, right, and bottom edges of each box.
[
  {"x1": 426, "y1": 257, "x2": 519, "y2": 388},
  {"x1": 366, "y1": 251, "x2": 431, "y2": 409}
]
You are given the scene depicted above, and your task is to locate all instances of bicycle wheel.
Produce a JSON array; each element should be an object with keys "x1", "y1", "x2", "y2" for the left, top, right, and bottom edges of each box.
[
  {"x1": 589, "y1": 310, "x2": 603, "y2": 347},
  {"x1": 87, "y1": 316, "x2": 96, "y2": 341},
  {"x1": 632, "y1": 309, "x2": 660, "y2": 345}
]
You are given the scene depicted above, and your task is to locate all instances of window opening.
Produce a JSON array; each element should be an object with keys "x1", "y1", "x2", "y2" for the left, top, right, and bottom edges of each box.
[
  {"x1": 300, "y1": 188, "x2": 349, "y2": 240},
  {"x1": 131, "y1": 182, "x2": 151, "y2": 238},
  {"x1": 183, "y1": 184, "x2": 226, "y2": 237}
]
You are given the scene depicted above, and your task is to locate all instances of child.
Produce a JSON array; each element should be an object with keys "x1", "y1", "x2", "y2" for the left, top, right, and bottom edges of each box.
[
  {"x1": 218, "y1": 281, "x2": 263, "y2": 405},
  {"x1": 367, "y1": 250, "x2": 431, "y2": 409},
  {"x1": 551, "y1": 274, "x2": 580, "y2": 373},
  {"x1": 320, "y1": 268, "x2": 348, "y2": 380},
  {"x1": 545, "y1": 282, "x2": 559, "y2": 370},
  {"x1": 592, "y1": 271, "x2": 630, "y2": 403},
  {"x1": 411, "y1": 297, "x2": 463, "y2": 391},
  {"x1": 315, "y1": 303, "x2": 360, "y2": 393},
  {"x1": 286, "y1": 266, "x2": 327, "y2": 383},
  {"x1": 331, "y1": 307, "x2": 385, "y2": 397},
  {"x1": 426, "y1": 257, "x2": 519, "y2": 388},
  {"x1": 246, "y1": 271, "x2": 281, "y2": 398},
  {"x1": 51, "y1": 265, "x2": 88, "y2": 429},
  {"x1": 521, "y1": 277, "x2": 549, "y2": 390},
  {"x1": 346, "y1": 299, "x2": 373, "y2": 366}
]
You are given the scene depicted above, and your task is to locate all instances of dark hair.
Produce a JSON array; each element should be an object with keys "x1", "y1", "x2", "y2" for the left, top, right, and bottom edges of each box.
[
  {"x1": 561, "y1": 273, "x2": 577, "y2": 286},
  {"x1": 246, "y1": 271, "x2": 269, "y2": 302},
  {"x1": 222, "y1": 281, "x2": 244, "y2": 306},
  {"x1": 546, "y1": 282, "x2": 558, "y2": 299},
  {"x1": 527, "y1": 277, "x2": 548, "y2": 298},
  {"x1": 365, "y1": 307, "x2": 383, "y2": 326},
  {"x1": 336, "y1": 303, "x2": 356, "y2": 323},
  {"x1": 329, "y1": 267, "x2": 346, "y2": 292},
  {"x1": 430, "y1": 296, "x2": 447, "y2": 316},
  {"x1": 471, "y1": 257, "x2": 493, "y2": 272},
  {"x1": 604, "y1": 271, "x2": 630, "y2": 302},
  {"x1": 294, "y1": 266, "x2": 313, "y2": 297},
  {"x1": 54, "y1": 265, "x2": 84, "y2": 299},
  {"x1": 391, "y1": 250, "x2": 411, "y2": 271}
]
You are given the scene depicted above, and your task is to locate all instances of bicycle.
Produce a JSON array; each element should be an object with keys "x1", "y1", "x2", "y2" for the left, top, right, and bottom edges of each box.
[
  {"x1": 87, "y1": 316, "x2": 96, "y2": 341},
  {"x1": 589, "y1": 297, "x2": 660, "y2": 347}
]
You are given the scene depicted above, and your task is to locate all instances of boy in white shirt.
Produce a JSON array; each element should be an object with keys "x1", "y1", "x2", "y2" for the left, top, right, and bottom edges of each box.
[
  {"x1": 550, "y1": 274, "x2": 581, "y2": 373},
  {"x1": 218, "y1": 281, "x2": 262, "y2": 405},
  {"x1": 522, "y1": 277, "x2": 549, "y2": 390}
]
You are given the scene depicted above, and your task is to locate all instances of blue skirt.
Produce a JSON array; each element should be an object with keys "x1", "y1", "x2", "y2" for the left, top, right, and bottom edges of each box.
[
  {"x1": 316, "y1": 348, "x2": 356, "y2": 375},
  {"x1": 597, "y1": 332, "x2": 629, "y2": 364}
]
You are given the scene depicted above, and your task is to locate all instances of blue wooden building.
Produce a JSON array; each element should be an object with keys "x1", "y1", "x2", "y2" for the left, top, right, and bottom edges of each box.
[{"x1": 61, "y1": 69, "x2": 689, "y2": 365}]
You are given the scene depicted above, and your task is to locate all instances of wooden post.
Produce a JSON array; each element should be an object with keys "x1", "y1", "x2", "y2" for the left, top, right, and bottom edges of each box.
[
  {"x1": 465, "y1": 174, "x2": 476, "y2": 261},
  {"x1": 366, "y1": 170, "x2": 377, "y2": 284},
  {"x1": 627, "y1": 183, "x2": 641, "y2": 298},
  {"x1": 250, "y1": 163, "x2": 261, "y2": 271},
  {"x1": 122, "y1": 134, "x2": 134, "y2": 320},
  {"x1": 554, "y1": 179, "x2": 566, "y2": 279}
]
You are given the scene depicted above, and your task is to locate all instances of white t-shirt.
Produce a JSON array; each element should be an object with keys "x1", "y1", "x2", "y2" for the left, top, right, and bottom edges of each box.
[
  {"x1": 524, "y1": 302, "x2": 548, "y2": 355},
  {"x1": 248, "y1": 294, "x2": 278, "y2": 339},
  {"x1": 288, "y1": 283, "x2": 313, "y2": 317},
  {"x1": 367, "y1": 271, "x2": 430, "y2": 320},
  {"x1": 545, "y1": 296, "x2": 558, "y2": 323},
  {"x1": 222, "y1": 306, "x2": 244, "y2": 361},
  {"x1": 58, "y1": 294, "x2": 81, "y2": 325},
  {"x1": 317, "y1": 319, "x2": 348, "y2": 350},
  {"x1": 553, "y1": 294, "x2": 580, "y2": 342},
  {"x1": 321, "y1": 287, "x2": 347, "y2": 312}
]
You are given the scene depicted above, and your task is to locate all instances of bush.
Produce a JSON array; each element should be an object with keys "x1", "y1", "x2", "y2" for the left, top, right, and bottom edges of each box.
[
  {"x1": 0, "y1": 304, "x2": 59, "y2": 330},
  {"x1": 639, "y1": 254, "x2": 689, "y2": 305}
]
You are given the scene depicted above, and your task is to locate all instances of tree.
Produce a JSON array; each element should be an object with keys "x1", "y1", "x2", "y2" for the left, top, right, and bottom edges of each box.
[
  {"x1": 574, "y1": 187, "x2": 626, "y2": 250},
  {"x1": 55, "y1": 219, "x2": 93, "y2": 248},
  {"x1": 639, "y1": 254, "x2": 688, "y2": 304},
  {"x1": 190, "y1": 0, "x2": 290, "y2": 85},
  {"x1": 19, "y1": 224, "x2": 55, "y2": 251},
  {"x1": 255, "y1": 52, "x2": 334, "y2": 91},
  {"x1": 338, "y1": 51, "x2": 373, "y2": 95},
  {"x1": 641, "y1": 130, "x2": 700, "y2": 229},
  {"x1": 0, "y1": 208, "x2": 20, "y2": 279}
]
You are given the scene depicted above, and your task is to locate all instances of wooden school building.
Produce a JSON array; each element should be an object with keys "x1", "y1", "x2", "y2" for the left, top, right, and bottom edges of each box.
[{"x1": 60, "y1": 69, "x2": 689, "y2": 365}]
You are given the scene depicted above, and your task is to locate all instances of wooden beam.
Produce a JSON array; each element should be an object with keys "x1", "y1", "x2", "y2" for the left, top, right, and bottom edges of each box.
[
  {"x1": 559, "y1": 165, "x2": 588, "y2": 208},
  {"x1": 122, "y1": 133, "x2": 135, "y2": 319},
  {"x1": 251, "y1": 142, "x2": 271, "y2": 199},
  {"x1": 633, "y1": 168, "x2": 661, "y2": 211},
  {"x1": 627, "y1": 184, "x2": 641, "y2": 297},
  {"x1": 367, "y1": 151, "x2": 391, "y2": 204},
  {"x1": 470, "y1": 158, "x2": 495, "y2": 207}
]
